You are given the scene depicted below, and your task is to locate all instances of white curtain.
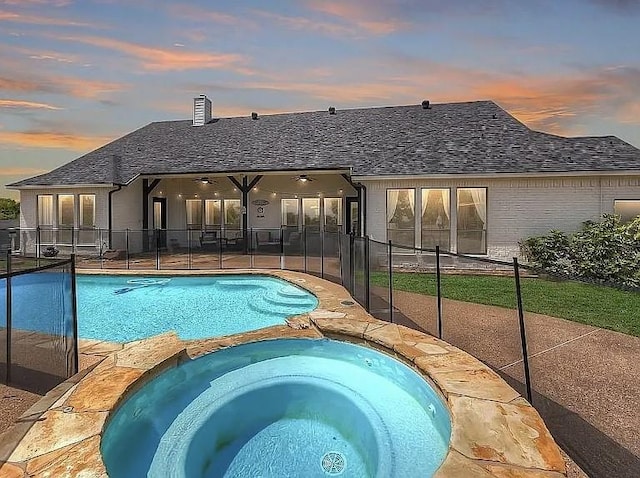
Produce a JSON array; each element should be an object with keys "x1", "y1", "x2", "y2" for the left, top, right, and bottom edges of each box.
[
  {"x1": 441, "y1": 189, "x2": 450, "y2": 221},
  {"x1": 421, "y1": 189, "x2": 430, "y2": 218},
  {"x1": 387, "y1": 190, "x2": 400, "y2": 223},
  {"x1": 38, "y1": 195, "x2": 53, "y2": 226},
  {"x1": 406, "y1": 189, "x2": 415, "y2": 217},
  {"x1": 469, "y1": 188, "x2": 487, "y2": 226}
]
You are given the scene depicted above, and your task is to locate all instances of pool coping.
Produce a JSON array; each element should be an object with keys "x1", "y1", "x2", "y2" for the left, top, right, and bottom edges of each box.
[{"x1": 0, "y1": 269, "x2": 567, "y2": 478}]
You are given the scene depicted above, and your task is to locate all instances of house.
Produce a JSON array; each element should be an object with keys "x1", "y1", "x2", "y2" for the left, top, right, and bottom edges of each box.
[{"x1": 8, "y1": 96, "x2": 640, "y2": 259}]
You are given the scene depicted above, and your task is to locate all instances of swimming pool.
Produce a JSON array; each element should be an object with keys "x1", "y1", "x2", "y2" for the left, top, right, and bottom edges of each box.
[
  {"x1": 101, "y1": 338, "x2": 451, "y2": 478},
  {"x1": 76, "y1": 275, "x2": 318, "y2": 342}
]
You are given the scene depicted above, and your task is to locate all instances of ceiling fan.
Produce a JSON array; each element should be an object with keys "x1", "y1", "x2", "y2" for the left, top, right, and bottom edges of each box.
[
  {"x1": 194, "y1": 177, "x2": 215, "y2": 184},
  {"x1": 292, "y1": 174, "x2": 313, "y2": 182}
]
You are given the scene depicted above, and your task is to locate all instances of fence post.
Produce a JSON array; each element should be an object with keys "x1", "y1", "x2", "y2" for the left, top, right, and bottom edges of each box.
[
  {"x1": 280, "y1": 226, "x2": 285, "y2": 270},
  {"x1": 364, "y1": 236, "x2": 371, "y2": 312},
  {"x1": 36, "y1": 226, "x2": 41, "y2": 261},
  {"x1": 320, "y1": 230, "x2": 325, "y2": 278},
  {"x1": 436, "y1": 245, "x2": 443, "y2": 339},
  {"x1": 219, "y1": 232, "x2": 223, "y2": 270},
  {"x1": 388, "y1": 240, "x2": 393, "y2": 323},
  {"x1": 349, "y1": 233, "x2": 355, "y2": 295},
  {"x1": 70, "y1": 254, "x2": 79, "y2": 375},
  {"x1": 249, "y1": 228, "x2": 254, "y2": 269},
  {"x1": 5, "y1": 250, "x2": 12, "y2": 383},
  {"x1": 186, "y1": 230, "x2": 191, "y2": 270},
  {"x1": 125, "y1": 229, "x2": 130, "y2": 270},
  {"x1": 513, "y1": 257, "x2": 533, "y2": 404},
  {"x1": 303, "y1": 227, "x2": 307, "y2": 273},
  {"x1": 155, "y1": 229, "x2": 160, "y2": 270}
]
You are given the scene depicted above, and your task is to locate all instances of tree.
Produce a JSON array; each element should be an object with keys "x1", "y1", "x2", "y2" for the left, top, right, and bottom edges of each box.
[{"x1": 0, "y1": 198, "x2": 19, "y2": 220}]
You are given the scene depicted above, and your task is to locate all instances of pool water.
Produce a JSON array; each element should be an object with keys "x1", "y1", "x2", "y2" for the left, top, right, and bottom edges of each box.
[
  {"x1": 101, "y1": 339, "x2": 451, "y2": 478},
  {"x1": 76, "y1": 275, "x2": 318, "y2": 342}
]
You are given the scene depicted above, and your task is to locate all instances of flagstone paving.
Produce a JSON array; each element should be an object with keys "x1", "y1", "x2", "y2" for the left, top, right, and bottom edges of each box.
[{"x1": 0, "y1": 270, "x2": 567, "y2": 477}]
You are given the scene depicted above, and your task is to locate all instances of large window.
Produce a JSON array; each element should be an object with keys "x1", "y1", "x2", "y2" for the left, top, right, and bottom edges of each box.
[
  {"x1": 204, "y1": 199, "x2": 222, "y2": 229},
  {"x1": 302, "y1": 198, "x2": 320, "y2": 230},
  {"x1": 57, "y1": 194, "x2": 75, "y2": 243},
  {"x1": 79, "y1": 194, "x2": 95, "y2": 228},
  {"x1": 37, "y1": 195, "x2": 53, "y2": 227},
  {"x1": 457, "y1": 188, "x2": 487, "y2": 254},
  {"x1": 78, "y1": 194, "x2": 96, "y2": 244},
  {"x1": 224, "y1": 199, "x2": 241, "y2": 231},
  {"x1": 614, "y1": 200, "x2": 640, "y2": 223},
  {"x1": 37, "y1": 195, "x2": 54, "y2": 244},
  {"x1": 281, "y1": 199, "x2": 299, "y2": 227},
  {"x1": 421, "y1": 189, "x2": 450, "y2": 251},
  {"x1": 185, "y1": 199, "x2": 202, "y2": 230},
  {"x1": 387, "y1": 189, "x2": 415, "y2": 248},
  {"x1": 324, "y1": 198, "x2": 342, "y2": 232}
]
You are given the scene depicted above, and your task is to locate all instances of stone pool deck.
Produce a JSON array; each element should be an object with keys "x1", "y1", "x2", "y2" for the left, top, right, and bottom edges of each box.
[{"x1": 0, "y1": 270, "x2": 567, "y2": 477}]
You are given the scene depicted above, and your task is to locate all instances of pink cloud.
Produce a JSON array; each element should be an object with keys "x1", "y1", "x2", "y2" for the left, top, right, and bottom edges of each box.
[
  {"x1": 305, "y1": 0, "x2": 409, "y2": 35},
  {"x1": 57, "y1": 34, "x2": 251, "y2": 73},
  {"x1": 0, "y1": 98, "x2": 61, "y2": 110},
  {"x1": 0, "y1": 9, "x2": 99, "y2": 27},
  {"x1": 0, "y1": 74, "x2": 127, "y2": 99},
  {"x1": 0, "y1": 130, "x2": 112, "y2": 151}
]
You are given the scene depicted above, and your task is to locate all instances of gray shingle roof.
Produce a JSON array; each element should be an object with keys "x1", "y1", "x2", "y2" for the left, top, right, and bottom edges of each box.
[{"x1": 9, "y1": 100, "x2": 640, "y2": 187}]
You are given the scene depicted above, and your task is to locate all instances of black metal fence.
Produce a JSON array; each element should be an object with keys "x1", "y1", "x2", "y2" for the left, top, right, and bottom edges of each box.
[
  {"x1": 0, "y1": 251, "x2": 78, "y2": 393},
  {"x1": 2, "y1": 227, "x2": 638, "y2": 475}
]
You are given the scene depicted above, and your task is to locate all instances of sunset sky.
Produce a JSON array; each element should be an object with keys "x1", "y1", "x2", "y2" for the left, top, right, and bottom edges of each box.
[{"x1": 1, "y1": 0, "x2": 639, "y2": 198}]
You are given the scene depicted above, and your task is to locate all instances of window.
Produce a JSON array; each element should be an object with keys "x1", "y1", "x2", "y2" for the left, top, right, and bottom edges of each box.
[
  {"x1": 421, "y1": 189, "x2": 450, "y2": 251},
  {"x1": 204, "y1": 200, "x2": 222, "y2": 229},
  {"x1": 79, "y1": 194, "x2": 95, "y2": 228},
  {"x1": 186, "y1": 199, "x2": 202, "y2": 229},
  {"x1": 281, "y1": 199, "x2": 299, "y2": 227},
  {"x1": 302, "y1": 198, "x2": 320, "y2": 230},
  {"x1": 37, "y1": 195, "x2": 54, "y2": 244},
  {"x1": 37, "y1": 195, "x2": 53, "y2": 227},
  {"x1": 57, "y1": 195, "x2": 75, "y2": 243},
  {"x1": 387, "y1": 189, "x2": 415, "y2": 248},
  {"x1": 457, "y1": 188, "x2": 487, "y2": 254},
  {"x1": 324, "y1": 198, "x2": 342, "y2": 232},
  {"x1": 614, "y1": 200, "x2": 640, "y2": 223},
  {"x1": 224, "y1": 199, "x2": 241, "y2": 231},
  {"x1": 78, "y1": 194, "x2": 96, "y2": 244}
]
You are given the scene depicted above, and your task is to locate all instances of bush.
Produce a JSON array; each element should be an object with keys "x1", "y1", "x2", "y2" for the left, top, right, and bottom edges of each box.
[{"x1": 520, "y1": 215, "x2": 640, "y2": 288}]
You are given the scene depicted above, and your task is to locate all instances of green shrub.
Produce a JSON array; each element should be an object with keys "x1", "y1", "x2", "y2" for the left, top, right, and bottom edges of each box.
[{"x1": 520, "y1": 215, "x2": 640, "y2": 288}]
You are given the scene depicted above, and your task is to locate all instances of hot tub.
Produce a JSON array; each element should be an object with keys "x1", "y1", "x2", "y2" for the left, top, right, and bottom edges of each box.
[{"x1": 101, "y1": 338, "x2": 451, "y2": 477}]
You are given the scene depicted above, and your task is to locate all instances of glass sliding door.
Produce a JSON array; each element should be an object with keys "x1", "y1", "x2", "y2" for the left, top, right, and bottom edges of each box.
[
  {"x1": 223, "y1": 199, "x2": 241, "y2": 238},
  {"x1": 185, "y1": 199, "x2": 202, "y2": 230},
  {"x1": 457, "y1": 187, "x2": 487, "y2": 254},
  {"x1": 204, "y1": 199, "x2": 222, "y2": 231},
  {"x1": 421, "y1": 189, "x2": 450, "y2": 251},
  {"x1": 281, "y1": 199, "x2": 299, "y2": 227},
  {"x1": 302, "y1": 198, "x2": 320, "y2": 231},
  {"x1": 323, "y1": 197, "x2": 342, "y2": 232},
  {"x1": 387, "y1": 189, "x2": 415, "y2": 248}
]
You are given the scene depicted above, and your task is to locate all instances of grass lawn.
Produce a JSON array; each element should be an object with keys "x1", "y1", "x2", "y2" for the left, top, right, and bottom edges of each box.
[{"x1": 370, "y1": 272, "x2": 640, "y2": 337}]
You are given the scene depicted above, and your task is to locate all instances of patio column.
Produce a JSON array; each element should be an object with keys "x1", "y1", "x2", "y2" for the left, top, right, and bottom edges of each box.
[
  {"x1": 142, "y1": 178, "x2": 161, "y2": 251},
  {"x1": 227, "y1": 174, "x2": 263, "y2": 253}
]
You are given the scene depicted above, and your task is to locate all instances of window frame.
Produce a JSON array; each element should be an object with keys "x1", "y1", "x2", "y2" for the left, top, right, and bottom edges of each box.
[
  {"x1": 386, "y1": 188, "x2": 416, "y2": 248},
  {"x1": 420, "y1": 188, "x2": 451, "y2": 251},
  {"x1": 185, "y1": 199, "x2": 203, "y2": 230},
  {"x1": 456, "y1": 187, "x2": 488, "y2": 255},
  {"x1": 613, "y1": 199, "x2": 640, "y2": 223}
]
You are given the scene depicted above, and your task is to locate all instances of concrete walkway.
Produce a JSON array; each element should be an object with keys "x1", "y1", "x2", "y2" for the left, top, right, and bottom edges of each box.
[{"x1": 390, "y1": 290, "x2": 640, "y2": 478}]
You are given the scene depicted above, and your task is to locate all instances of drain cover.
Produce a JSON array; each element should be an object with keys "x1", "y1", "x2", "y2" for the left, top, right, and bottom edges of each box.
[
  {"x1": 321, "y1": 451, "x2": 346, "y2": 475},
  {"x1": 340, "y1": 300, "x2": 355, "y2": 306}
]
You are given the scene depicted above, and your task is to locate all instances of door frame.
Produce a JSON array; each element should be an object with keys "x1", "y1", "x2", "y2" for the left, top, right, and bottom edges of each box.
[{"x1": 152, "y1": 197, "x2": 167, "y2": 248}]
